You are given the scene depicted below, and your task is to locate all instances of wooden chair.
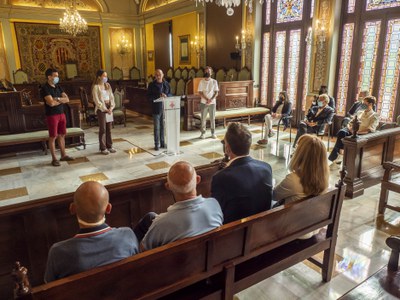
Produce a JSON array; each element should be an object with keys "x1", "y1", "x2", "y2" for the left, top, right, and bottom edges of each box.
[
  {"x1": 226, "y1": 68, "x2": 238, "y2": 81},
  {"x1": 169, "y1": 78, "x2": 177, "y2": 95},
  {"x1": 175, "y1": 78, "x2": 185, "y2": 96},
  {"x1": 174, "y1": 67, "x2": 182, "y2": 80},
  {"x1": 129, "y1": 66, "x2": 140, "y2": 80},
  {"x1": 13, "y1": 69, "x2": 29, "y2": 84},
  {"x1": 238, "y1": 66, "x2": 251, "y2": 81},
  {"x1": 111, "y1": 67, "x2": 123, "y2": 80},
  {"x1": 113, "y1": 88, "x2": 127, "y2": 127},
  {"x1": 195, "y1": 67, "x2": 204, "y2": 78},
  {"x1": 166, "y1": 67, "x2": 174, "y2": 80},
  {"x1": 181, "y1": 67, "x2": 189, "y2": 80},
  {"x1": 79, "y1": 87, "x2": 97, "y2": 126},
  {"x1": 379, "y1": 162, "x2": 400, "y2": 215},
  {"x1": 188, "y1": 67, "x2": 196, "y2": 80},
  {"x1": 215, "y1": 68, "x2": 226, "y2": 83}
]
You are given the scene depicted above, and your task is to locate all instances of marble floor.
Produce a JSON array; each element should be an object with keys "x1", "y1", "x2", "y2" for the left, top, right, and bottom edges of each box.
[{"x1": 0, "y1": 111, "x2": 399, "y2": 299}]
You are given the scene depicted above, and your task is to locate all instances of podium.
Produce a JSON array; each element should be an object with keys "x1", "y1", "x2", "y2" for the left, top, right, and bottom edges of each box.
[{"x1": 163, "y1": 96, "x2": 181, "y2": 155}]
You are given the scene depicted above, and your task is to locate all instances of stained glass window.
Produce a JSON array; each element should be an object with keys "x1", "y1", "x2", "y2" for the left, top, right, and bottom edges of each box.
[
  {"x1": 356, "y1": 21, "x2": 381, "y2": 98},
  {"x1": 336, "y1": 23, "x2": 355, "y2": 116},
  {"x1": 366, "y1": 0, "x2": 400, "y2": 11},
  {"x1": 273, "y1": 31, "x2": 286, "y2": 103},
  {"x1": 377, "y1": 18, "x2": 400, "y2": 120},
  {"x1": 302, "y1": 40, "x2": 312, "y2": 111},
  {"x1": 287, "y1": 30, "x2": 301, "y2": 106},
  {"x1": 261, "y1": 33, "x2": 270, "y2": 103},
  {"x1": 348, "y1": 0, "x2": 356, "y2": 13},
  {"x1": 276, "y1": 0, "x2": 303, "y2": 23},
  {"x1": 310, "y1": 0, "x2": 315, "y2": 18},
  {"x1": 265, "y1": 0, "x2": 271, "y2": 25}
]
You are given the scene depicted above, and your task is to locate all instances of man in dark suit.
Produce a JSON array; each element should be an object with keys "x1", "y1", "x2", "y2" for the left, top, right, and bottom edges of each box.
[
  {"x1": 211, "y1": 122, "x2": 273, "y2": 224},
  {"x1": 319, "y1": 85, "x2": 336, "y2": 111},
  {"x1": 293, "y1": 94, "x2": 335, "y2": 147}
]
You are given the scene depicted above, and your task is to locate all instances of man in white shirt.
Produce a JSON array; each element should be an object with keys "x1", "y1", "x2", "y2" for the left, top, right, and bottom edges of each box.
[{"x1": 198, "y1": 66, "x2": 219, "y2": 139}]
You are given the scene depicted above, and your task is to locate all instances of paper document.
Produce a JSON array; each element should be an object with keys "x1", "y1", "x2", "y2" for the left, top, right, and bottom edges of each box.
[
  {"x1": 105, "y1": 112, "x2": 114, "y2": 123},
  {"x1": 153, "y1": 97, "x2": 164, "y2": 103}
]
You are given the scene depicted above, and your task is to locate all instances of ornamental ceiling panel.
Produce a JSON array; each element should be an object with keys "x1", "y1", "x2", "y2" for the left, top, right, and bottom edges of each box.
[
  {"x1": 11, "y1": 0, "x2": 100, "y2": 11},
  {"x1": 143, "y1": 0, "x2": 179, "y2": 12}
]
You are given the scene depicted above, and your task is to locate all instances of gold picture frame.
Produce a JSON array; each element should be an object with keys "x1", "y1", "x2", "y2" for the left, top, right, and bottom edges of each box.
[{"x1": 179, "y1": 35, "x2": 190, "y2": 64}]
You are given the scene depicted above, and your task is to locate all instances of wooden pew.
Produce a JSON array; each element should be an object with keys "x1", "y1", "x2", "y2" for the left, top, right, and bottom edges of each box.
[
  {"x1": 0, "y1": 163, "x2": 221, "y2": 299},
  {"x1": 342, "y1": 127, "x2": 400, "y2": 198},
  {"x1": 13, "y1": 175, "x2": 346, "y2": 300}
]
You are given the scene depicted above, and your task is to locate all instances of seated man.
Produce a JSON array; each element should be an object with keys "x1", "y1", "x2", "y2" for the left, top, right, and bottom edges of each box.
[
  {"x1": 319, "y1": 85, "x2": 336, "y2": 110},
  {"x1": 211, "y1": 122, "x2": 273, "y2": 224},
  {"x1": 341, "y1": 90, "x2": 372, "y2": 128},
  {"x1": 293, "y1": 94, "x2": 335, "y2": 148},
  {"x1": 45, "y1": 181, "x2": 140, "y2": 282},
  {"x1": 328, "y1": 95, "x2": 379, "y2": 165},
  {"x1": 142, "y1": 161, "x2": 223, "y2": 250}
]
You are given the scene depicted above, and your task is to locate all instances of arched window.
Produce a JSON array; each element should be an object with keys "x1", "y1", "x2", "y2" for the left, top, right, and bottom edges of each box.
[
  {"x1": 335, "y1": 0, "x2": 400, "y2": 121},
  {"x1": 260, "y1": 0, "x2": 314, "y2": 121}
]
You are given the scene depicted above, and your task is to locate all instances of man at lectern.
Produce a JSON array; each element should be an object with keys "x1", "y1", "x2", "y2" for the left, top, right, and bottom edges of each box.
[
  {"x1": 147, "y1": 69, "x2": 171, "y2": 151},
  {"x1": 198, "y1": 66, "x2": 219, "y2": 139}
]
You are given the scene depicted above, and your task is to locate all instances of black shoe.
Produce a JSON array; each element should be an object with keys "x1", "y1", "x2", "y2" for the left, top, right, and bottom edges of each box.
[
  {"x1": 160, "y1": 143, "x2": 165, "y2": 148},
  {"x1": 154, "y1": 146, "x2": 159, "y2": 151}
]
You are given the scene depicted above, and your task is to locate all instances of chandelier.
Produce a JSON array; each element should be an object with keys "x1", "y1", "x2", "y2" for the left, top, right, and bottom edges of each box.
[
  {"x1": 193, "y1": 0, "x2": 264, "y2": 16},
  {"x1": 59, "y1": 0, "x2": 88, "y2": 36},
  {"x1": 117, "y1": 35, "x2": 132, "y2": 56}
]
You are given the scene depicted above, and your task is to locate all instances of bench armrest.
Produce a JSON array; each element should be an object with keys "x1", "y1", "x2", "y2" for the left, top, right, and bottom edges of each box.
[{"x1": 383, "y1": 161, "x2": 400, "y2": 172}]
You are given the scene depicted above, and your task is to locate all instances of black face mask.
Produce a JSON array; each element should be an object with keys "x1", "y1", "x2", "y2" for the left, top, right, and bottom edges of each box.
[{"x1": 204, "y1": 72, "x2": 210, "y2": 78}]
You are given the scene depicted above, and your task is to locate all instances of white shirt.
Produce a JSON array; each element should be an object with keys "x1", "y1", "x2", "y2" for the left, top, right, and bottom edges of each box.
[{"x1": 198, "y1": 78, "x2": 219, "y2": 105}]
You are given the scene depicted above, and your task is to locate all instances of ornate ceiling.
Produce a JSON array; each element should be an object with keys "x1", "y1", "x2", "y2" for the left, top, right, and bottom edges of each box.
[{"x1": 11, "y1": 0, "x2": 101, "y2": 11}]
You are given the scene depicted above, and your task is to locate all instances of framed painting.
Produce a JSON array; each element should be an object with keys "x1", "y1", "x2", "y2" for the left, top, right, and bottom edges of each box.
[
  {"x1": 179, "y1": 35, "x2": 190, "y2": 64},
  {"x1": 148, "y1": 50, "x2": 154, "y2": 61}
]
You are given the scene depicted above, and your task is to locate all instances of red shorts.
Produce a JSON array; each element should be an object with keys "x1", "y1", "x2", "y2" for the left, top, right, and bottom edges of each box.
[{"x1": 46, "y1": 114, "x2": 67, "y2": 138}]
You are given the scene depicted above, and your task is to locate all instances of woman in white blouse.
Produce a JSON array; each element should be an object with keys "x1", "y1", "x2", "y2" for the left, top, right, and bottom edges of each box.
[{"x1": 92, "y1": 70, "x2": 116, "y2": 155}]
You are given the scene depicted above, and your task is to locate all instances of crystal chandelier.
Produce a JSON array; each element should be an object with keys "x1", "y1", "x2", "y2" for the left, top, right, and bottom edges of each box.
[
  {"x1": 59, "y1": 0, "x2": 88, "y2": 36},
  {"x1": 193, "y1": 0, "x2": 264, "y2": 16}
]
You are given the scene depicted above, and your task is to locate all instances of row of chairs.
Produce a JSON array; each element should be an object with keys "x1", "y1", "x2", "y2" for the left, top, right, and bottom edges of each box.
[
  {"x1": 78, "y1": 87, "x2": 127, "y2": 127},
  {"x1": 165, "y1": 66, "x2": 252, "y2": 83},
  {"x1": 111, "y1": 66, "x2": 140, "y2": 81}
]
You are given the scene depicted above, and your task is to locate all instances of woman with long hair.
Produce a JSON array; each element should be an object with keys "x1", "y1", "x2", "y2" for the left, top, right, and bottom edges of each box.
[
  {"x1": 258, "y1": 91, "x2": 292, "y2": 145},
  {"x1": 274, "y1": 134, "x2": 329, "y2": 204},
  {"x1": 92, "y1": 69, "x2": 116, "y2": 155}
]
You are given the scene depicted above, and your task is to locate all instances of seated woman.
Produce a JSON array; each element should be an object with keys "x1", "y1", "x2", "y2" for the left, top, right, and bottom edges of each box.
[
  {"x1": 328, "y1": 96, "x2": 379, "y2": 166},
  {"x1": 258, "y1": 91, "x2": 292, "y2": 145},
  {"x1": 274, "y1": 134, "x2": 329, "y2": 238}
]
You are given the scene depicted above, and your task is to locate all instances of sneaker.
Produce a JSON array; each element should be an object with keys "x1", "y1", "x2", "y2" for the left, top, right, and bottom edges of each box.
[
  {"x1": 257, "y1": 139, "x2": 268, "y2": 145},
  {"x1": 336, "y1": 154, "x2": 343, "y2": 164},
  {"x1": 199, "y1": 134, "x2": 205, "y2": 139},
  {"x1": 268, "y1": 131, "x2": 276, "y2": 138},
  {"x1": 51, "y1": 160, "x2": 60, "y2": 167},
  {"x1": 101, "y1": 150, "x2": 109, "y2": 155},
  {"x1": 108, "y1": 148, "x2": 117, "y2": 153},
  {"x1": 329, "y1": 161, "x2": 339, "y2": 169},
  {"x1": 60, "y1": 155, "x2": 74, "y2": 161},
  {"x1": 211, "y1": 134, "x2": 217, "y2": 139}
]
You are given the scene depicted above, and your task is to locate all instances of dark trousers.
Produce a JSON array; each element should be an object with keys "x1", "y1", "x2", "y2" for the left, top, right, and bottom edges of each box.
[
  {"x1": 328, "y1": 128, "x2": 351, "y2": 161},
  {"x1": 133, "y1": 212, "x2": 157, "y2": 242},
  {"x1": 97, "y1": 110, "x2": 112, "y2": 151},
  {"x1": 293, "y1": 122, "x2": 320, "y2": 146},
  {"x1": 153, "y1": 113, "x2": 164, "y2": 147}
]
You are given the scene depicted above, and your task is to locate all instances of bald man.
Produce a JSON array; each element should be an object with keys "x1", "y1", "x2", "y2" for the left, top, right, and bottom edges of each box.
[
  {"x1": 147, "y1": 69, "x2": 171, "y2": 151},
  {"x1": 142, "y1": 161, "x2": 223, "y2": 250},
  {"x1": 44, "y1": 181, "x2": 139, "y2": 282}
]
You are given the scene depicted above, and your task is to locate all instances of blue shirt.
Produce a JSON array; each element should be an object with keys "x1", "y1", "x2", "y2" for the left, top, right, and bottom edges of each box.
[
  {"x1": 45, "y1": 223, "x2": 139, "y2": 282},
  {"x1": 142, "y1": 195, "x2": 223, "y2": 250}
]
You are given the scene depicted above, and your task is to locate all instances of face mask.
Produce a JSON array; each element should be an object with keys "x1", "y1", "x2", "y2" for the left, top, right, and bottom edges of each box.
[
  {"x1": 204, "y1": 72, "x2": 210, "y2": 78},
  {"x1": 102, "y1": 77, "x2": 108, "y2": 84},
  {"x1": 53, "y1": 77, "x2": 59, "y2": 85},
  {"x1": 360, "y1": 103, "x2": 368, "y2": 110},
  {"x1": 317, "y1": 101, "x2": 323, "y2": 108},
  {"x1": 279, "y1": 96, "x2": 285, "y2": 101},
  {"x1": 358, "y1": 97, "x2": 364, "y2": 102}
]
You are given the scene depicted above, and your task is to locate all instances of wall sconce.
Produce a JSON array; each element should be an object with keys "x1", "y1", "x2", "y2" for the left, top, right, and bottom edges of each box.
[
  {"x1": 190, "y1": 35, "x2": 203, "y2": 56},
  {"x1": 235, "y1": 30, "x2": 247, "y2": 52},
  {"x1": 116, "y1": 35, "x2": 132, "y2": 56}
]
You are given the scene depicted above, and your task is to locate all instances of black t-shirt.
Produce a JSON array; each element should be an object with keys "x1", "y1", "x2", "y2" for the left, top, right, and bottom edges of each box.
[{"x1": 41, "y1": 83, "x2": 65, "y2": 116}]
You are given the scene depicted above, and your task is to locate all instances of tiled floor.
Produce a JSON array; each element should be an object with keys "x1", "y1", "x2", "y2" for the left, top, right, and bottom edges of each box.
[{"x1": 0, "y1": 111, "x2": 399, "y2": 299}]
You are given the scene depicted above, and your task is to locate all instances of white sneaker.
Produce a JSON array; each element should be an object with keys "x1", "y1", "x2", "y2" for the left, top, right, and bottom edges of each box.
[
  {"x1": 108, "y1": 148, "x2": 116, "y2": 153},
  {"x1": 101, "y1": 150, "x2": 109, "y2": 155},
  {"x1": 336, "y1": 154, "x2": 343, "y2": 164},
  {"x1": 199, "y1": 134, "x2": 205, "y2": 139},
  {"x1": 211, "y1": 134, "x2": 217, "y2": 139}
]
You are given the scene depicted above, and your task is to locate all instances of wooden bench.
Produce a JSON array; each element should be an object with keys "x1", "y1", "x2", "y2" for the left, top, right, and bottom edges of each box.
[
  {"x1": 342, "y1": 127, "x2": 400, "y2": 198},
  {"x1": 379, "y1": 161, "x2": 400, "y2": 214},
  {"x1": 13, "y1": 174, "x2": 346, "y2": 300},
  {"x1": 0, "y1": 128, "x2": 86, "y2": 155}
]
